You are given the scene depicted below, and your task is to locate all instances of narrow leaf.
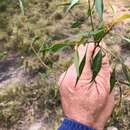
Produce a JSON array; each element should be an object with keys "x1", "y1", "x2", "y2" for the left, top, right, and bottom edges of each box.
[
  {"x1": 32, "y1": 36, "x2": 40, "y2": 44},
  {"x1": 94, "y1": 25, "x2": 106, "y2": 42},
  {"x1": 66, "y1": 0, "x2": 79, "y2": 13},
  {"x1": 110, "y1": 65, "x2": 117, "y2": 93},
  {"x1": 95, "y1": 0, "x2": 104, "y2": 20},
  {"x1": 75, "y1": 52, "x2": 86, "y2": 85},
  {"x1": 43, "y1": 43, "x2": 69, "y2": 52},
  {"x1": 78, "y1": 29, "x2": 104, "y2": 37},
  {"x1": 18, "y1": 0, "x2": 24, "y2": 15},
  {"x1": 112, "y1": 14, "x2": 130, "y2": 25},
  {"x1": 71, "y1": 21, "x2": 81, "y2": 28},
  {"x1": 122, "y1": 37, "x2": 130, "y2": 43},
  {"x1": 92, "y1": 49, "x2": 103, "y2": 80},
  {"x1": 74, "y1": 50, "x2": 79, "y2": 77},
  {"x1": 122, "y1": 64, "x2": 130, "y2": 84}
]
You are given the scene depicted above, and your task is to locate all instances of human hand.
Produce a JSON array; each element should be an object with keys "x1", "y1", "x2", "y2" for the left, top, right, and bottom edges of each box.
[{"x1": 58, "y1": 42, "x2": 115, "y2": 130}]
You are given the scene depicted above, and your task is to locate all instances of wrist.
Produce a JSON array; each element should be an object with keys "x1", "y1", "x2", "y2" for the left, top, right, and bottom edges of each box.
[
  {"x1": 65, "y1": 114, "x2": 95, "y2": 129},
  {"x1": 58, "y1": 118, "x2": 95, "y2": 130}
]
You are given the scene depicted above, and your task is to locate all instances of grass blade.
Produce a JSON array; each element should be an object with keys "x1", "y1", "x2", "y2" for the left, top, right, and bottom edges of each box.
[{"x1": 66, "y1": 0, "x2": 79, "y2": 13}]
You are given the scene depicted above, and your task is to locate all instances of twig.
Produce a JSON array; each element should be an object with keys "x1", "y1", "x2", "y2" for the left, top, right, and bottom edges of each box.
[
  {"x1": 88, "y1": 0, "x2": 95, "y2": 32},
  {"x1": 30, "y1": 42, "x2": 50, "y2": 69}
]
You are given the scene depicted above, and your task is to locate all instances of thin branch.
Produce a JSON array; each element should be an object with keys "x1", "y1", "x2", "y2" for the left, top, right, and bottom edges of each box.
[
  {"x1": 30, "y1": 42, "x2": 50, "y2": 69},
  {"x1": 88, "y1": 0, "x2": 95, "y2": 32}
]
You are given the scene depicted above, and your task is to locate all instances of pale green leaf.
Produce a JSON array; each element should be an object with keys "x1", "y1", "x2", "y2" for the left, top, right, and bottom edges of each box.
[
  {"x1": 75, "y1": 52, "x2": 86, "y2": 85},
  {"x1": 95, "y1": 0, "x2": 104, "y2": 20},
  {"x1": 66, "y1": 0, "x2": 79, "y2": 13},
  {"x1": 78, "y1": 29, "x2": 104, "y2": 37},
  {"x1": 18, "y1": 0, "x2": 24, "y2": 15},
  {"x1": 43, "y1": 43, "x2": 69, "y2": 52}
]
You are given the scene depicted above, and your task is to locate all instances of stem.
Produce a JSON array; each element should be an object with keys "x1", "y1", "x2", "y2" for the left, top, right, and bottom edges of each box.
[
  {"x1": 88, "y1": 0, "x2": 95, "y2": 32},
  {"x1": 118, "y1": 83, "x2": 122, "y2": 107},
  {"x1": 88, "y1": 0, "x2": 98, "y2": 59},
  {"x1": 118, "y1": 80, "x2": 130, "y2": 86},
  {"x1": 30, "y1": 42, "x2": 50, "y2": 69}
]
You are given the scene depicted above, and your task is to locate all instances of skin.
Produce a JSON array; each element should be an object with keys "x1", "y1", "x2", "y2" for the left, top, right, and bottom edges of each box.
[{"x1": 58, "y1": 42, "x2": 115, "y2": 130}]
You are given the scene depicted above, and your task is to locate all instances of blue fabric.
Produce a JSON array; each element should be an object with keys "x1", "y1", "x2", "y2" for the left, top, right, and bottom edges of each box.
[{"x1": 58, "y1": 118, "x2": 95, "y2": 130}]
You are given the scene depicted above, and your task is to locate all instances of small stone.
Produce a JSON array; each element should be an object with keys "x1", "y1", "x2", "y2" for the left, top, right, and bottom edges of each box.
[{"x1": 107, "y1": 126, "x2": 118, "y2": 130}]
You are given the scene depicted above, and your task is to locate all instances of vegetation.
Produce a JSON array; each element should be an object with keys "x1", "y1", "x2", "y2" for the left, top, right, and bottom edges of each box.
[{"x1": 0, "y1": 0, "x2": 130, "y2": 129}]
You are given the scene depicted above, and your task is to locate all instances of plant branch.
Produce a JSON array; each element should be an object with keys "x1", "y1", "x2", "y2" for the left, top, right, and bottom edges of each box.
[
  {"x1": 30, "y1": 42, "x2": 50, "y2": 69},
  {"x1": 88, "y1": 0, "x2": 95, "y2": 32}
]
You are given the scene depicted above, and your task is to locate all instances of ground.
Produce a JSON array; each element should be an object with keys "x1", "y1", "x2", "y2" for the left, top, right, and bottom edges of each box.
[{"x1": 0, "y1": 0, "x2": 130, "y2": 130}]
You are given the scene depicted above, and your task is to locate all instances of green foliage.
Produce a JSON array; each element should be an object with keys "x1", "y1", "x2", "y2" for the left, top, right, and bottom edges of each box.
[
  {"x1": 95, "y1": 0, "x2": 104, "y2": 20},
  {"x1": 0, "y1": 52, "x2": 7, "y2": 60},
  {"x1": 76, "y1": 50, "x2": 86, "y2": 85},
  {"x1": 79, "y1": 29, "x2": 104, "y2": 37},
  {"x1": 91, "y1": 49, "x2": 102, "y2": 81},
  {"x1": 64, "y1": 0, "x2": 130, "y2": 88},
  {"x1": 110, "y1": 65, "x2": 117, "y2": 92},
  {"x1": 71, "y1": 21, "x2": 82, "y2": 28},
  {"x1": 43, "y1": 43, "x2": 69, "y2": 52}
]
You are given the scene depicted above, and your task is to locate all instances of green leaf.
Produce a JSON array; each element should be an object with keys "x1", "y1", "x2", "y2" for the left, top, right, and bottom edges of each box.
[
  {"x1": 92, "y1": 49, "x2": 103, "y2": 81},
  {"x1": 71, "y1": 21, "x2": 81, "y2": 28},
  {"x1": 75, "y1": 52, "x2": 86, "y2": 85},
  {"x1": 66, "y1": 0, "x2": 79, "y2": 13},
  {"x1": 94, "y1": 24, "x2": 106, "y2": 42},
  {"x1": 32, "y1": 36, "x2": 40, "y2": 44},
  {"x1": 74, "y1": 50, "x2": 79, "y2": 77},
  {"x1": 122, "y1": 37, "x2": 130, "y2": 43},
  {"x1": 43, "y1": 43, "x2": 69, "y2": 52},
  {"x1": 110, "y1": 65, "x2": 117, "y2": 93},
  {"x1": 0, "y1": 52, "x2": 7, "y2": 60},
  {"x1": 122, "y1": 64, "x2": 130, "y2": 84},
  {"x1": 78, "y1": 29, "x2": 104, "y2": 37},
  {"x1": 95, "y1": 0, "x2": 104, "y2": 20}
]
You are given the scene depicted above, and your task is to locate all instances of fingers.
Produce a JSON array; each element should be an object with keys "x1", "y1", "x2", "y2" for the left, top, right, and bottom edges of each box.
[
  {"x1": 100, "y1": 92, "x2": 115, "y2": 122},
  {"x1": 94, "y1": 92, "x2": 115, "y2": 129},
  {"x1": 58, "y1": 71, "x2": 66, "y2": 87}
]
